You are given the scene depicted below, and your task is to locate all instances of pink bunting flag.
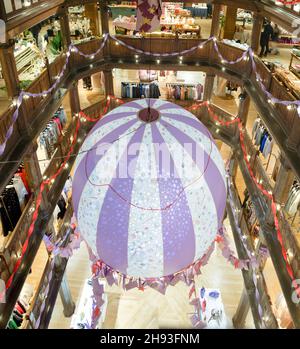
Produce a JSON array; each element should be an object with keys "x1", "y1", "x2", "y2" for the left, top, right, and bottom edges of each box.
[{"x1": 136, "y1": 0, "x2": 162, "y2": 33}]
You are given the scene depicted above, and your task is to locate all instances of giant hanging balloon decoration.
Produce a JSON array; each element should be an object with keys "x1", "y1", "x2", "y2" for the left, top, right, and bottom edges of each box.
[{"x1": 72, "y1": 99, "x2": 227, "y2": 279}]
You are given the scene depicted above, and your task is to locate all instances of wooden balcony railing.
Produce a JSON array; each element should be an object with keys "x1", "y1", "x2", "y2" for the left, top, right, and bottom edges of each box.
[{"x1": 2, "y1": 0, "x2": 55, "y2": 20}]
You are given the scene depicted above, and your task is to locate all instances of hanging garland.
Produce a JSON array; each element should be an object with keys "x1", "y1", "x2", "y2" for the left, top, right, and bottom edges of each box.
[
  {"x1": 277, "y1": 0, "x2": 300, "y2": 5},
  {"x1": 0, "y1": 34, "x2": 299, "y2": 157}
]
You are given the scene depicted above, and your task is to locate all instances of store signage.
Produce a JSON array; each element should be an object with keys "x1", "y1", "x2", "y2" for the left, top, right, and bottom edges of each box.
[
  {"x1": 0, "y1": 20, "x2": 5, "y2": 44},
  {"x1": 0, "y1": 279, "x2": 5, "y2": 303}
]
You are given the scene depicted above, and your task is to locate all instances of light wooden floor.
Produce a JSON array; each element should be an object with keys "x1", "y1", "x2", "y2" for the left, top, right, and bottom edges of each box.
[{"x1": 49, "y1": 219, "x2": 253, "y2": 329}]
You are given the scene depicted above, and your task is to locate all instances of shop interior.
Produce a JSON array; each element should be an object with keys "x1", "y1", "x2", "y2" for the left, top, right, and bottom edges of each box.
[{"x1": 0, "y1": 1, "x2": 300, "y2": 331}]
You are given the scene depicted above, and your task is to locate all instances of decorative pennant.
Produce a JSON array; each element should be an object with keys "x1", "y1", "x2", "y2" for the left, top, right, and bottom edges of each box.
[{"x1": 136, "y1": 0, "x2": 162, "y2": 33}]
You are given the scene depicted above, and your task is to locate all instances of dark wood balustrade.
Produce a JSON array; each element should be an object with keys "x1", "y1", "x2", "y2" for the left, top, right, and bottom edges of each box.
[
  {"x1": 2, "y1": 0, "x2": 58, "y2": 20},
  {"x1": 1, "y1": 36, "x2": 299, "y2": 162}
]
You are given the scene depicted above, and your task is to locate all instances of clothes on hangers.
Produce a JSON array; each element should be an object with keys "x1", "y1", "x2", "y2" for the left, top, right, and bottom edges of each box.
[
  {"x1": 252, "y1": 118, "x2": 273, "y2": 158},
  {"x1": 285, "y1": 181, "x2": 300, "y2": 216},
  {"x1": 37, "y1": 107, "x2": 67, "y2": 171},
  {"x1": 121, "y1": 82, "x2": 161, "y2": 99},
  {"x1": 0, "y1": 167, "x2": 30, "y2": 237},
  {"x1": 166, "y1": 83, "x2": 203, "y2": 100}
]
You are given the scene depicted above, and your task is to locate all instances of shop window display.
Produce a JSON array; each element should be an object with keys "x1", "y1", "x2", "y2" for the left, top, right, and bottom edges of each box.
[
  {"x1": 112, "y1": 1, "x2": 204, "y2": 38},
  {"x1": 114, "y1": 69, "x2": 206, "y2": 102},
  {"x1": 68, "y1": 6, "x2": 97, "y2": 44},
  {"x1": 12, "y1": 17, "x2": 63, "y2": 88}
]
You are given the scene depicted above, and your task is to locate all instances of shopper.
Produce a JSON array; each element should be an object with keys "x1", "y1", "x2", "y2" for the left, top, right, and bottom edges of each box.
[
  {"x1": 264, "y1": 21, "x2": 274, "y2": 53},
  {"x1": 259, "y1": 21, "x2": 273, "y2": 57},
  {"x1": 207, "y1": 1, "x2": 213, "y2": 18}
]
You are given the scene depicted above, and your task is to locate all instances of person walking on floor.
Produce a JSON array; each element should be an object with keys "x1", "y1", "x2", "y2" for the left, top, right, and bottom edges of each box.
[{"x1": 259, "y1": 21, "x2": 274, "y2": 57}]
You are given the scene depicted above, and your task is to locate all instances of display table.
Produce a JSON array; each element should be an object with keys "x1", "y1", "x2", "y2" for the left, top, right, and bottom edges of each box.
[
  {"x1": 274, "y1": 67, "x2": 300, "y2": 99},
  {"x1": 113, "y1": 16, "x2": 136, "y2": 32},
  {"x1": 199, "y1": 288, "x2": 228, "y2": 329},
  {"x1": 70, "y1": 279, "x2": 107, "y2": 329}
]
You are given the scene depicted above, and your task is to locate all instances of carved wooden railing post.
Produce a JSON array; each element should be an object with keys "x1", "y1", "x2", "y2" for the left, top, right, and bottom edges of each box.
[
  {"x1": 59, "y1": 9, "x2": 72, "y2": 49},
  {"x1": 203, "y1": 73, "x2": 216, "y2": 102},
  {"x1": 0, "y1": 40, "x2": 19, "y2": 98},
  {"x1": 24, "y1": 142, "x2": 49, "y2": 211},
  {"x1": 69, "y1": 82, "x2": 81, "y2": 116},
  {"x1": 274, "y1": 155, "x2": 295, "y2": 205},
  {"x1": 103, "y1": 68, "x2": 114, "y2": 97},
  {"x1": 210, "y1": 4, "x2": 222, "y2": 38},
  {"x1": 238, "y1": 90, "x2": 250, "y2": 126}
]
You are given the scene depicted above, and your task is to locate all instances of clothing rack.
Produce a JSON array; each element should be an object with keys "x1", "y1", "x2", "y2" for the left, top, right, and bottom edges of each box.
[
  {"x1": 37, "y1": 107, "x2": 67, "y2": 165},
  {"x1": 252, "y1": 118, "x2": 273, "y2": 159},
  {"x1": 166, "y1": 82, "x2": 203, "y2": 101},
  {"x1": 286, "y1": 181, "x2": 300, "y2": 218},
  {"x1": 121, "y1": 82, "x2": 161, "y2": 99},
  {"x1": 0, "y1": 168, "x2": 30, "y2": 237}
]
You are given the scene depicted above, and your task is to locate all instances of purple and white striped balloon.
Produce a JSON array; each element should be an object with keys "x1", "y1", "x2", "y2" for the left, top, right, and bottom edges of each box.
[{"x1": 72, "y1": 99, "x2": 227, "y2": 278}]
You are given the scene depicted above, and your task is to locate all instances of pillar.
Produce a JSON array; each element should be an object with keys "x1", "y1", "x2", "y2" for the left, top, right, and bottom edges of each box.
[
  {"x1": 24, "y1": 143, "x2": 49, "y2": 211},
  {"x1": 103, "y1": 69, "x2": 114, "y2": 97},
  {"x1": 0, "y1": 1, "x2": 7, "y2": 21},
  {"x1": 84, "y1": 3, "x2": 100, "y2": 37},
  {"x1": 238, "y1": 90, "x2": 251, "y2": 126},
  {"x1": 286, "y1": 114, "x2": 300, "y2": 152},
  {"x1": 59, "y1": 273, "x2": 76, "y2": 317},
  {"x1": 203, "y1": 74, "x2": 215, "y2": 101},
  {"x1": 251, "y1": 14, "x2": 264, "y2": 52},
  {"x1": 273, "y1": 156, "x2": 295, "y2": 205},
  {"x1": 232, "y1": 288, "x2": 250, "y2": 328},
  {"x1": 210, "y1": 5, "x2": 222, "y2": 38},
  {"x1": 59, "y1": 12, "x2": 71, "y2": 49},
  {"x1": 223, "y1": 6, "x2": 238, "y2": 40},
  {"x1": 69, "y1": 82, "x2": 81, "y2": 115},
  {"x1": 229, "y1": 156, "x2": 239, "y2": 179},
  {"x1": 0, "y1": 41, "x2": 19, "y2": 98},
  {"x1": 100, "y1": 0, "x2": 109, "y2": 35}
]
